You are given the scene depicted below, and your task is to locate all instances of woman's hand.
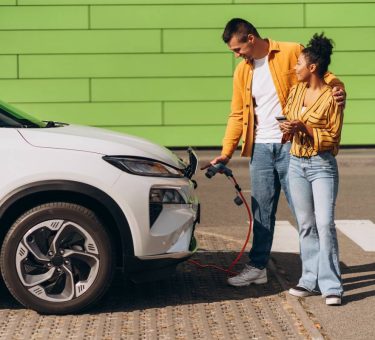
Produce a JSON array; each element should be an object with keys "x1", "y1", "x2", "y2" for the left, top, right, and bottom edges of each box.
[
  {"x1": 279, "y1": 121, "x2": 293, "y2": 133},
  {"x1": 288, "y1": 120, "x2": 314, "y2": 137},
  {"x1": 290, "y1": 120, "x2": 306, "y2": 133},
  {"x1": 279, "y1": 121, "x2": 294, "y2": 144}
]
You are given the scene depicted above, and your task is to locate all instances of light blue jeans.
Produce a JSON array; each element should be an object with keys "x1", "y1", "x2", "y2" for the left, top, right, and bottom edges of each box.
[
  {"x1": 248, "y1": 143, "x2": 293, "y2": 269},
  {"x1": 289, "y1": 152, "x2": 343, "y2": 296}
]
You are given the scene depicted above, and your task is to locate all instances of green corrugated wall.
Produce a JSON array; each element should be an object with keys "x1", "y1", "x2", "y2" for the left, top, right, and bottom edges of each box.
[{"x1": 1, "y1": 1, "x2": 375, "y2": 146}]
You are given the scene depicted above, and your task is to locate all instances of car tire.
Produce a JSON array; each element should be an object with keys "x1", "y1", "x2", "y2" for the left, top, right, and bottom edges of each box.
[{"x1": 0, "y1": 202, "x2": 114, "y2": 314}]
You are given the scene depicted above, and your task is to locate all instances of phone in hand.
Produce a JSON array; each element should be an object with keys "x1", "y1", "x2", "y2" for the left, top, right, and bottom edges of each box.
[{"x1": 275, "y1": 116, "x2": 287, "y2": 122}]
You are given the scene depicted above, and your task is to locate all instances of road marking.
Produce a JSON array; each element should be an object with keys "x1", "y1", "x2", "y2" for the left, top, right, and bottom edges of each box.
[
  {"x1": 272, "y1": 221, "x2": 300, "y2": 253},
  {"x1": 336, "y1": 220, "x2": 375, "y2": 252},
  {"x1": 245, "y1": 220, "x2": 375, "y2": 253},
  {"x1": 246, "y1": 220, "x2": 300, "y2": 253}
]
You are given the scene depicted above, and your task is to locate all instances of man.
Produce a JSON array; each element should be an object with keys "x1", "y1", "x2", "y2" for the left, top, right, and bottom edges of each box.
[{"x1": 207, "y1": 18, "x2": 345, "y2": 287}]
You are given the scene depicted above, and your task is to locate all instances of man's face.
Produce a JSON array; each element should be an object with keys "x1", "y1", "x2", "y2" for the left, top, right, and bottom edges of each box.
[{"x1": 227, "y1": 34, "x2": 256, "y2": 62}]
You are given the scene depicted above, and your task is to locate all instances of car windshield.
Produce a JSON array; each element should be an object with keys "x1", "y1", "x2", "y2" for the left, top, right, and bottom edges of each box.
[{"x1": 0, "y1": 100, "x2": 47, "y2": 128}]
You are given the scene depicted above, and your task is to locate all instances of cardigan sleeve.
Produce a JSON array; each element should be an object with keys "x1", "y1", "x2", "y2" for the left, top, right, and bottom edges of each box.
[
  {"x1": 312, "y1": 97, "x2": 343, "y2": 152},
  {"x1": 324, "y1": 71, "x2": 345, "y2": 91},
  {"x1": 221, "y1": 65, "x2": 244, "y2": 158}
]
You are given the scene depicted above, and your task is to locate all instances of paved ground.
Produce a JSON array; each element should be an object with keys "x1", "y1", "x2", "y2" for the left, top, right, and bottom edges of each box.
[
  {"x1": 0, "y1": 148, "x2": 374, "y2": 339},
  {"x1": 0, "y1": 230, "x2": 318, "y2": 340},
  {"x1": 190, "y1": 148, "x2": 375, "y2": 340}
]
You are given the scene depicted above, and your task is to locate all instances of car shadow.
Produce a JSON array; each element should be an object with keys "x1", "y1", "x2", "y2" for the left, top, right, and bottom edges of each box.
[
  {"x1": 1, "y1": 251, "x2": 372, "y2": 313},
  {"x1": 0, "y1": 251, "x2": 286, "y2": 313},
  {"x1": 0, "y1": 279, "x2": 22, "y2": 310},
  {"x1": 92, "y1": 251, "x2": 286, "y2": 314}
]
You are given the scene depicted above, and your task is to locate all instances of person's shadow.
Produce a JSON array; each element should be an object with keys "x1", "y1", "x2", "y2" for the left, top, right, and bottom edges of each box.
[
  {"x1": 271, "y1": 252, "x2": 375, "y2": 304},
  {"x1": 1, "y1": 251, "x2": 372, "y2": 313},
  {"x1": 341, "y1": 262, "x2": 375, "y2": 303}
]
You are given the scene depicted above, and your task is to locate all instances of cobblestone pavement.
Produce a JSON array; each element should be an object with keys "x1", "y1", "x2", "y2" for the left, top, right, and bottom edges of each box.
[{"x1": 0, "y1": 231, "x2": 317, "y2": 340}]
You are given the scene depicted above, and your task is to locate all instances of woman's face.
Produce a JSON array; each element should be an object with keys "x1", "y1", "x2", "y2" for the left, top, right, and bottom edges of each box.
[{"x1": 294, "y1": 53, "x2": 312, "y2": 82}]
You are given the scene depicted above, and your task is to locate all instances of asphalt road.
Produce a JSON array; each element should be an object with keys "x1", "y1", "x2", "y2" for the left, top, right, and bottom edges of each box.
[{"x1": 179, "y1": 148, "x2": 375, "y2": 340}]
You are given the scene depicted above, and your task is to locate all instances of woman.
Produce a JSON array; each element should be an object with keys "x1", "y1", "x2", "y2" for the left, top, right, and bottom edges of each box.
[{"x1": 280, "y1": 33, "x2": 344, "y2": 306}]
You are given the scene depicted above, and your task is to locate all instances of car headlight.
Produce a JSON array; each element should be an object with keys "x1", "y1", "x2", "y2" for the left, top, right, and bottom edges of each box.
[
  {"x1": 149, "y1": 187, "x2": 186, "y2": 227},
  {"x1": 103, "y1": 156, "x2": 184, "y2": 178},
  {"x1": 150, "y1": 188, "x2": 186, "y2": 204}
]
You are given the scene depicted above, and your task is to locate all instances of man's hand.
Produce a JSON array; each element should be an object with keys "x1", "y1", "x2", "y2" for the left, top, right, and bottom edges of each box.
[
  {"x1": 200, "y1": 155, "x2": 230, "y2": 170},
  {"x1": 332, "y1": 86, "x2": 346, "y2": 107}
]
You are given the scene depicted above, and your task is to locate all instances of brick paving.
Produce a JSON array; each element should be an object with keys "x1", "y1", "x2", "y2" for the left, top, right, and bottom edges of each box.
[{"x1": 0, "y1": 230, "x2": 317, "y2": 340}]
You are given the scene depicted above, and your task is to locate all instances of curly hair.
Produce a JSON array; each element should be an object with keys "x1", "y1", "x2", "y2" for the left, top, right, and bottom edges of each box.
[{"x1": 302, "y1": 33, "x2": 334, "y2": 78}]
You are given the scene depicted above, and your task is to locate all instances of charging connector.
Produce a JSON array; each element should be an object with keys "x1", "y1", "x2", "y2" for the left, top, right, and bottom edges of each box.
[
  {"x1": 205, "y1": 163, "x2": 233, "y2": 178},
  {"x1": 189, "y1": 164, "x2": 253, "y2": 276}
]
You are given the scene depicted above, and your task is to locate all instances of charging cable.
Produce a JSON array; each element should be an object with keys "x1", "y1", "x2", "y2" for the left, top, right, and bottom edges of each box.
[{"x1": 188, "y1": 163, "x2": 253, "y2": 276}]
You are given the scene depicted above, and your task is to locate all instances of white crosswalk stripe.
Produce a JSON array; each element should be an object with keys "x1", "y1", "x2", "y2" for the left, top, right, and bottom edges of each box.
[
  {"x1": 272, "y1": 221, "x2": 300, "y2": 253},
  {"x1": 335, "y1": 220, "x2": 375, "y2": 252},
  {"x1": 259, "y1": 220, "x2": 375, "y2": 254}
]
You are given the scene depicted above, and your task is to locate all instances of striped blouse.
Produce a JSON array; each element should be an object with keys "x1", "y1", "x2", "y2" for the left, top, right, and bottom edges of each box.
[{"x1": 283, "y1": 82, "x2": 344, "y2": 157}]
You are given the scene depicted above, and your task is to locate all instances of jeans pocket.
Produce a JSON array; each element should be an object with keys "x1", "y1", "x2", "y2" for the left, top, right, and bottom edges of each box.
[{"x1": 313, "y1": 153, "x2": 337, "y2": 173}]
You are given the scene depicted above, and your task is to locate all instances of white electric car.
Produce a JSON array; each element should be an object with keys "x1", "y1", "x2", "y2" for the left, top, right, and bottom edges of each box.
[{"x1": 0, "y1": 100, "x2": 199, "y2": 314}]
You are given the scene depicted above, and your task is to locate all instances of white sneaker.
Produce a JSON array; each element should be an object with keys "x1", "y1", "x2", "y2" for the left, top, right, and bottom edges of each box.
[
  {"x1": 289, "y1": 286, "x2": 315, "y2": 297},
  {"x1": 227, "y1": 264, "x2": 267, "y2": 287},
  {"x1": 325, "y1": 295, "x2": 342, "y2": 306}
]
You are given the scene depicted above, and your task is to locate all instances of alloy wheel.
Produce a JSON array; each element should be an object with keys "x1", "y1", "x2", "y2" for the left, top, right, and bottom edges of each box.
[{"x1": 15, "y1": 219, "x2": 100, "y2": 302}]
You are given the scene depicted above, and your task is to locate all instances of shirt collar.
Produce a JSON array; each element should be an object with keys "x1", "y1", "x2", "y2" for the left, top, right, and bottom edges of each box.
[
  {"x1": 246, "y1": 39, "x2": 280, "y2": 66},
  {"x1": 267, "y1": 39, "x2": 280, "y2": 53}
]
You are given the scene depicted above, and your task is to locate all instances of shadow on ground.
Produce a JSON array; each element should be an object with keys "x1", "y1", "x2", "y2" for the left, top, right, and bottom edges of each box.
[
  {"x1": 94, "y1": 251, "x2": 287, "y2": 314},
  {"x1": 341, "y1": 262, "x2": 375, "y2": 303},
  {"x1": 271, "y1": 253, "x2": 375, "y2": 305},
  {"x1": 0, "y1": 252, "x2": 373, "y2": 313},
  {"x1": 0, "y1": 251, "x2": 286, "y2": 313}
]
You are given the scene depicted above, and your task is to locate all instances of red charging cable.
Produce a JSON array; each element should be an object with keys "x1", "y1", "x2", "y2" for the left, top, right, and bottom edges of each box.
[{"x1": 188, "y1": 174, "x2": 253, "y2": 276}]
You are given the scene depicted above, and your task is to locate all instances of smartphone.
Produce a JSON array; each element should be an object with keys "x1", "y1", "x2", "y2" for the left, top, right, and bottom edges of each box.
[{"x1": 275, "y1": 116, "x2": 287, "y2": 122}]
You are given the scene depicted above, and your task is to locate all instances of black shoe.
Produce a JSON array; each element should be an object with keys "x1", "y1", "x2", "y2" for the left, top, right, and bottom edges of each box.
[{"x1": 289, "y1": 286, "x2": 314, "y2": 297}]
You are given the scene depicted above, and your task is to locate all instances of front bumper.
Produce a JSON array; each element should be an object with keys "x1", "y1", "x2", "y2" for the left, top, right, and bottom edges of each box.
[
  {"x1": 126, "y1": 220, "x2": 199, "y2": 283},
  {"x1": 126, "y1": 149, "x2": 199, "y2": 281},
  {"x1": 137, "y1": 207, "x2": 199, "y2": 261},
  {"x1": 111, "y1": 147, "x2": 199, "y2": 260}
]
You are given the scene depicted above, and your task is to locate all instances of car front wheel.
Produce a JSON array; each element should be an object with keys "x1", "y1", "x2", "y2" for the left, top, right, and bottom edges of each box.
[{"x1": 0, "y1": 202, "x2": 114, "y2": 314}]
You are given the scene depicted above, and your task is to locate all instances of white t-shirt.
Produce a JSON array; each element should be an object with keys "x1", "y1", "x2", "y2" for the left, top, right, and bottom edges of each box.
[{"x1": 252, "y1": 55, "x2": 283, "y2": 143}]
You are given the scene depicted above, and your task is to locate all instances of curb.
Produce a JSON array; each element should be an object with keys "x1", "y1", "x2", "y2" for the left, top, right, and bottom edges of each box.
[
  {"x1": 198, "y1": 229, "x2": 325, "y2": 339},
  {"x1": 268, "y1": 259, "x2": 325, "y2": 340}
]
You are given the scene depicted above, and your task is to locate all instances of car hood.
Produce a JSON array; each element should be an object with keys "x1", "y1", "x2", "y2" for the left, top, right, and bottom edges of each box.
[{"x1": 18, "y1": 124, "x2": 185, "y2": 169}]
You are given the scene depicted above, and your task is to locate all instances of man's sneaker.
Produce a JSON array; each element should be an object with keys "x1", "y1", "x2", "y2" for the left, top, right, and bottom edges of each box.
[
  {"x1": 227, "y1": 264, "x2": 267, "y2": 287},
  {"x1": 325, "y1": 295, "x2": 341, "y2": 306},
  {"x1": 288, "y1": 286, "x2": 315, "y2": 297}
]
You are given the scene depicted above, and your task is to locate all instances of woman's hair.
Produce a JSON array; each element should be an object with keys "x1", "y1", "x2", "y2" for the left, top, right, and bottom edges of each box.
[{"x1": 302, "y1": 33, "x2": 334, "y2": 78}]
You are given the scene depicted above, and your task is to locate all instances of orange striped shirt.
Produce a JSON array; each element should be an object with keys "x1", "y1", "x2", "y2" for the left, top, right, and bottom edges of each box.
[{"x1": 284, "y1": 82, "x2": 344, "y2": 157}]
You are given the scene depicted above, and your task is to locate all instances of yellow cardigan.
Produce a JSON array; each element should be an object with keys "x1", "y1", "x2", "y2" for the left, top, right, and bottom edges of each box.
[
  {"x1": 221, "y1": 39, "x2": 344, "y2": 158},
  {"x1": 284, "y1": 83, "x2": 343, "y2": 157}
]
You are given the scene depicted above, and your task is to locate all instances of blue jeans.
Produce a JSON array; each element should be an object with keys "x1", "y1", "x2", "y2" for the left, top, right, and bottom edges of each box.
[
  {"x1": 289, "y1": 153, "x2": 343, "y2": 296},
  {"x1": 248, "y1": 143, "x2": 293, "y2": 269}
]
